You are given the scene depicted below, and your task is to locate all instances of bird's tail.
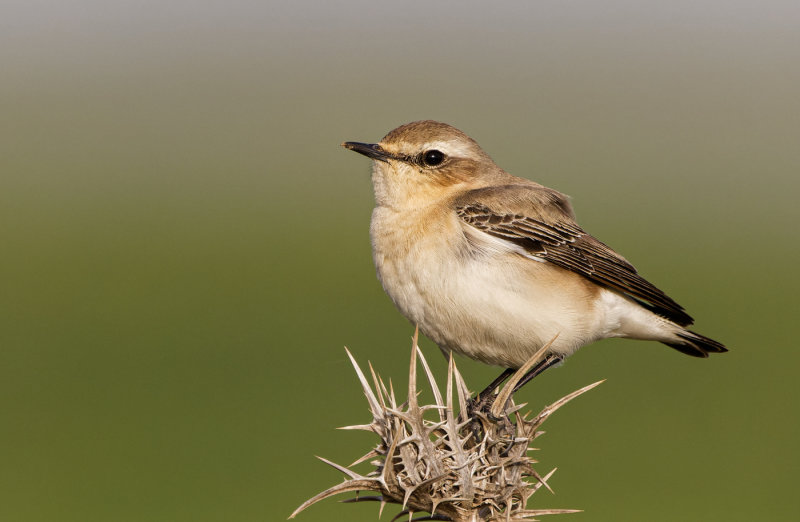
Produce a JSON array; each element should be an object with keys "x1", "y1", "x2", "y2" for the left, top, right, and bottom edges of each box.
[{"x1": 662, "y1": 330, "x2": 728, "y2": 358}]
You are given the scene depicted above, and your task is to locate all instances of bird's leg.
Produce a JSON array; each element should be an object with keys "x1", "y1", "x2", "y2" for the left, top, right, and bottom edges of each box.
[
  {"x1": 511, "y1": 353, "x2": 564, "y2": 393},
  {"x1": 463, "y1": 355, "x2": 563, "y2": 440},
  {"x1": 486, "y1": 354, "x2": 564, "y2": 423},
  {"x1": 461, "y1": 368, "x2": 515, "y2": 442},
  {"x1": 465, "y1": 368, "x2": 514, "y2": 417},
  {"x1": 469, "y1": 354, "x2": 563, "y2": 417}
]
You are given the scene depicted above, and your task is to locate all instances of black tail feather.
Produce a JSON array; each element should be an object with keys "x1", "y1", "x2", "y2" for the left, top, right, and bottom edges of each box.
[{"x1": 663, "y1": 330, "x2": 728, "y2": 358}]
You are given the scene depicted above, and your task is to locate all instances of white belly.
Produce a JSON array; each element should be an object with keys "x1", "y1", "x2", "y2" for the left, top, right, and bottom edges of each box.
[{"x1": 370, "y1": 207, "x2": 604, "y2": 368}]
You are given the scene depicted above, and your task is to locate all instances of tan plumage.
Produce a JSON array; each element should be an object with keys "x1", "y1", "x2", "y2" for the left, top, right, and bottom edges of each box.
[{"x1": 344, "y1": 120, "x2": 726, "y2": 371}]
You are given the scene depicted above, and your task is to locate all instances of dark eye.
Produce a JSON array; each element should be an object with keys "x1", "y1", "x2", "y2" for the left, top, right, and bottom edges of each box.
[{"x1": 422, "y1": 149, "x2": 445, "y2": 167}]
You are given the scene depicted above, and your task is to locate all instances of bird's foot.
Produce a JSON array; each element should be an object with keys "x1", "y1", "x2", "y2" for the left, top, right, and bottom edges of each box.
[{"x1": 462, "y1": 392, "x2": 514, "y2": 443}]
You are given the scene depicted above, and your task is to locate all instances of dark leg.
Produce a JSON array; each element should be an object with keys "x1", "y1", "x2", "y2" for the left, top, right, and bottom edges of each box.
[
  {"x1": 477, "y1": 368, "x2": 515, "y2": 401},
  {"x1": 511, "y1": 353, "x2": 564, "y2": 393},
  {"x1": 463, "y1": 368, "x2": 514, "y2": 420},
  {"x1": 481, "y1": 354, "x2": 564, "y2": 423},
  {"x1": 470, "y1": 354, "x2": 563, "y2": 415}
]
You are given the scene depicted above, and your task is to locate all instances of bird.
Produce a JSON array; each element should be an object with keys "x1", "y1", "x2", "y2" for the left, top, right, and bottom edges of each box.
[{"x1": 343, "y1": 120, "x2": 726, "y2": 393}]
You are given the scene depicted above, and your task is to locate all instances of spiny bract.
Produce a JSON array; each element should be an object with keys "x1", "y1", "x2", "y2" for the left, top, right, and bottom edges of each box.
[{"x1": 290, "y1": 332, "x2": 602, "y2": 522}]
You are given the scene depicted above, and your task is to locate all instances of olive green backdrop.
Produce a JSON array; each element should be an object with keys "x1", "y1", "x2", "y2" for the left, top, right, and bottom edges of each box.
[{"x1": 1, "y1": 1, "x2": 798, "y2": 521}]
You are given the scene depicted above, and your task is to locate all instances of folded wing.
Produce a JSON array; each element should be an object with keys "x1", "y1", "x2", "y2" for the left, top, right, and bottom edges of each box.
[{"x1": 455, "y1": 186, "x2": 694, "y2": 326}]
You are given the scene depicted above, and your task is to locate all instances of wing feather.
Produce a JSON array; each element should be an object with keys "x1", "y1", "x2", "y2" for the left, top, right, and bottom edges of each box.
[{"x1": 456, "y1": 196, "x2": 693, "y2": 327}]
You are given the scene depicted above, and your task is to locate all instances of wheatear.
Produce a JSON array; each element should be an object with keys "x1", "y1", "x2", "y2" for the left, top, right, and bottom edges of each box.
[{"x1": 344, "y1": 120, "x2": 725, "y2": 388}]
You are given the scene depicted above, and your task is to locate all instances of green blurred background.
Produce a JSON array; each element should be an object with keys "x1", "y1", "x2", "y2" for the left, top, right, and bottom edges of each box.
[{"x1": 1, "y1": 1, "x2": 798, "y2": 520}]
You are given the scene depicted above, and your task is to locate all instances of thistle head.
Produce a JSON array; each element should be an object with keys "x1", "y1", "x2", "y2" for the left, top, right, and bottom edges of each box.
[{"x1": 290, "y1": 331, "x2": 602, "y2": 522}]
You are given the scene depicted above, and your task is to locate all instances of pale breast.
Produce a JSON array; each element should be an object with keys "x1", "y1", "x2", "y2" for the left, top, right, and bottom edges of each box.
[
  {"x1": 370, "y1": 206, "x2": 463, "y2": 325},
  {"x1": 370, "y1": 206, "x2": 605, "y2": 368}
]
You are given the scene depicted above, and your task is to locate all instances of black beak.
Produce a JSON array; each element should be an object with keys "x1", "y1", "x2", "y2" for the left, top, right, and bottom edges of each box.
[{"x1": 342, "y1": 142, "x2": 393, "y2": 162}]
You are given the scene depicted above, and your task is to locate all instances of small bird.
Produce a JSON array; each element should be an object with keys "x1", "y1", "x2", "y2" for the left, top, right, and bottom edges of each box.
[{"x1": 343, "y1": 121, "x2": 725, "y2": 390}]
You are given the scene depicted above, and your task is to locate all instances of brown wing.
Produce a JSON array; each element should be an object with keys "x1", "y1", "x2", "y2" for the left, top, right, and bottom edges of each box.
[{"x1": 456, "y1": 200, "x2": 694, "y2": 326}]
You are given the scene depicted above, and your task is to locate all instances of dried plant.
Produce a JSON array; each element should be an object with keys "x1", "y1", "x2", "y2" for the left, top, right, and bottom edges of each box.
[{"x1": 290, "y1": 331, "x2": 602, "y2": 522}]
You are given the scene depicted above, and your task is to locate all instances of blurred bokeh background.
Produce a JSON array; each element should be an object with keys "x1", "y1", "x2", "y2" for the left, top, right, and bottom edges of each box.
[{"x1": 1, "y1": 1, "x2": 798, "y2": 520}]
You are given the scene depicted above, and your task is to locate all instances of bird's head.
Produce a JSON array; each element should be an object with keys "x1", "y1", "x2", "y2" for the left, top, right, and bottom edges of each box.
[{"x1": 343, "y1": 120, "x2": 502, "y2": 208}]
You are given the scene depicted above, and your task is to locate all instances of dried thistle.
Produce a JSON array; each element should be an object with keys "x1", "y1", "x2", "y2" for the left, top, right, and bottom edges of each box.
[{"x1": 290, "y1": 332, "x2": 602, "y2": 522}]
